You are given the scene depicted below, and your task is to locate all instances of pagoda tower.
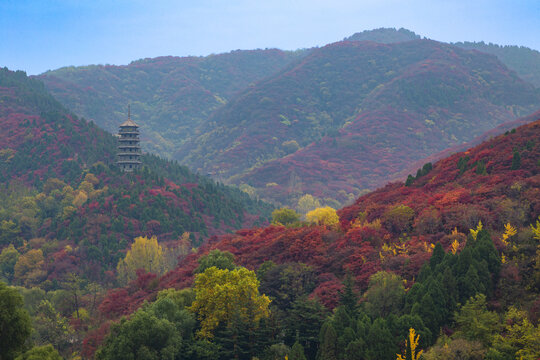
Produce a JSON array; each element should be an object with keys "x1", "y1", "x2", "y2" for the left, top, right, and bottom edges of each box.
[{"x1": 117, "y1": 106, "x2": 141, "y2": 172}]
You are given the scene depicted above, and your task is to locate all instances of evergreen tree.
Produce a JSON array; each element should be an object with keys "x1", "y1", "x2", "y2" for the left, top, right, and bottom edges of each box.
[
  {"x1": 289, "y1": 341, "x2": 307, "y2": 360},
  {"x1": 318, "y1": 323, "x2": 338, "y2": 360},
  {"x1": 339, "y1": 274, "x2": 359, "y2": 316}
]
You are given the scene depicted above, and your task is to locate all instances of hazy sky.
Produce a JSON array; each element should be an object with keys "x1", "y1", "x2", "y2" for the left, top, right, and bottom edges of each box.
[{"x1": 1, "y1": 0, "x2": 539, "y2": 75}]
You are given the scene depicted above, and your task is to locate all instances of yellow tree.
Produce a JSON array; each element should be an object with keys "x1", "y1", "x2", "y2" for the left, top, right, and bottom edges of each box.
[
  {"x1": 469, "y1": 221, "x2": 483, "y2": 240},
  {"x1": 397, "y1": 328, "x2": 423, "y2": 360},
  {"x1": 117, "y1": 236, "x2": 165, "y2": 284},
  {"x1": 306, "y1": 206, "x2": 339, "y2": 228},
  {"x1": 189, "y1": 266, "x2": 270, "y2": 338}
]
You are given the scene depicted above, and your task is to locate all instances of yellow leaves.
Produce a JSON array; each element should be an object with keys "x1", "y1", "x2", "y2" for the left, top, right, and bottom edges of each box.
[
  {"x1": 451, "y1": 227, "x2": 459, "y2": 236},
  {"x1": 380, "y1": 242, "x2": 409, "y2": 261},
  {"x1": 531, "y1": 216, "x2": 540, "y2": 241},
  {"x1": 190, "y1": 266, "x2": 271, "y2": 339},
  {"x1": 72, "y1": 190, "x2": 88, "y2": 208},
  {"x1": 451, "y1": 239, "x2": 460, "y2": 255},
  {"x1": 469, "y1": 221, "x2": 483, "y2": 240},
  {"x1": 117, "y1": 236, "x2": 166, "y2": 284},
  {"x1": 501, "y1": 223, "x2": 517, "y2": 246},
  {"x1": 306, "y1": 206, "x2": 339, "y2": 228},
  {"x1": 397, "y1": 328, "x2": 423, "y2": 360},
  {"x1": 422, "y1": 242, "x2": 435, "y2": 253},
  {"x1": 501, "y1": 254, "x2": 506, "y2": 264}
]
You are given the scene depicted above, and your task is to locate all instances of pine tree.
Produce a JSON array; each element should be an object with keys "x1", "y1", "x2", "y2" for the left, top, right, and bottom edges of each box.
[
  {"x1": 318, "y1": 323, "x2": 338, "y2": 360},
  {"x1": 289, "y1": 341, "x2": 307, "y2": 360}
]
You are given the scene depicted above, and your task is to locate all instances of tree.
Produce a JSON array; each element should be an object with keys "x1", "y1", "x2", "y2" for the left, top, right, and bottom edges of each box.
[
  {"x1": 0, "y1": 281, "x2": 32, "y2": 360},
  {"x1": 338, "y1": 274, "x2": 359, "y2": 316},
  {"x1": 116, "y1": 235, "x2": 165, "y2": 284},
  {"x1": 297, "y1": 194, "x2": 321, "y2": 215},
  {"x1": 382, "y1": 205, "x2": 415, "y2": 234},
  {"x1": 318, "y1": 323, "x2": 338, "y2": 360},
  {"x1": 14, "y1": 345, "x2": 62, "y2": 360},
  {"x1": 453, "y1": 294, "x2": 500, "y2": 347},
  {"x1": 289, "y1": 341, "x2": 307, "y2": 360},
  {"x1": 306, "y1": 206, "x2": 339, "y2": 228},
  {"x1": 271, "y1": 208, "x2": 301, "y2": 226},
  {"x1": 397, "y1": 328, "x2": 423, "y2": 360},
  {"x1": 0, "y1": 244, "x2": 19, "y2": 282},
  {"x1": 195, "y1": 249, "x2": 236, "y2": 274},
  {"x1": 96, "y1": 297, "x2": 195, "y2": 360},
  {"x1": 511, "y1": 150, "x2": 521, "y2": 170},
  {"x1": 189, "y1": 266, "x2": 270, "y2": 338},
  {"x1": 364, "y1": 271, "x2": 406, "y2": 318},
  {"x1": 13, "y1": 249, "x2": 45, "y2": 286}
]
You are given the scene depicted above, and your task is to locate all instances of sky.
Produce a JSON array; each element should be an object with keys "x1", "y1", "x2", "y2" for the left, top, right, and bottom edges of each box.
[{"x1": 1, "y1": 0, "x2": 539, "y2": 75}]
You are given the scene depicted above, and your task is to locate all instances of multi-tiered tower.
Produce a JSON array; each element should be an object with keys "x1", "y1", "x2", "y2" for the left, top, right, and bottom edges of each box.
[{"x1": 117, "y1": 106, "x2": 141, "y2": 172}]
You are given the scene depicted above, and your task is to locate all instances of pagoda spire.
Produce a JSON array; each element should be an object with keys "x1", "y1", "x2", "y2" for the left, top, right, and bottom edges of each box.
[{"x1": 117, "y1": 105, "x2": 141, "y2": 172}]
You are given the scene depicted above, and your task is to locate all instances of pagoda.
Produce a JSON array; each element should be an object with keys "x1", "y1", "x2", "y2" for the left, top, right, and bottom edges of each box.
[{"x1": 117, "y1": 106, "x2": 141, "y2": 172}]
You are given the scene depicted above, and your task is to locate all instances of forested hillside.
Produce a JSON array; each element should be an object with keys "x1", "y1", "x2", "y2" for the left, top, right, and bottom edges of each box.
[
  {"x1": 181, "y1": 39, "x2": 539, "y2": 205},
  {"x1": 0, "y1": 67, "x2": 271, "y2": 289},
  {"x1": 73, "y1": 117, "x2": 540, "y2": 359},
  {"x1": 38, "y1": 50, "x2": 305, "y2": 157},
  {"x1": 454, "y1": 41, "x2": 540, "y2": 87}
]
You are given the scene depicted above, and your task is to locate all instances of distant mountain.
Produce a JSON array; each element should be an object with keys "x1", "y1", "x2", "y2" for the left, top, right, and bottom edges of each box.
[
  {"x1": 454, "y1": 41, "x2": 540, "y2": 87},
  {"x1": 344, "y1": 27, "x2": 421, "y2": 43},
  {"x1": 177, "y1": 40, "x2": 540, "y2": 205},
  {"x1": 0, "y1": 68, "x2": 271, "y2": 283},
  {"x1": 38, "y1": 50, "x2": 305, "y2": 158}
]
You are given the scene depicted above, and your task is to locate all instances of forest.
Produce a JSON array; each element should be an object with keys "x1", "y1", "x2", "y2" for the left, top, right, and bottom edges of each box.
[
  {"x1": 2, "y1": 86, "x2": 539, "y2": 358},
  {"x1": 1, "y1": 27, "x2": 540, "y2": 360}
]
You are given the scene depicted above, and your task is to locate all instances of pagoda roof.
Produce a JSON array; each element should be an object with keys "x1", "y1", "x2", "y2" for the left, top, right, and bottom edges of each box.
[{"x1": 120, "y1": 118, "x2": 139, "y2": 127}]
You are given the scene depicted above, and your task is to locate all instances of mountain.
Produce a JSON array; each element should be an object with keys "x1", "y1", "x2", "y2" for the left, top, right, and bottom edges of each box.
[
  {"x1": 178, "y1": 39, "x2": 540, "y2": 205},
  {"x1": 454, "y1": 41, "x2": 540, "y2": 87},
  {"x1": 0, "y1": 68, "x2": 272, "y2": 285},
  {"x1": 344, "y1": 28, "x2": 540, "y2": 88},
  {"x1": 344, "y1": 27, "x2": 421, "y2": 43},
  {"x1": 89, "y1": 116, "x2": 540, "y2": 359},
  {"x1": 38, "y1": 50, "x2": 305, "y2": 158}
]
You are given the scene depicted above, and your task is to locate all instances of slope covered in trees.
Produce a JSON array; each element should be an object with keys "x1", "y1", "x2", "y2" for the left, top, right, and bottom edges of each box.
[
  {"x1": 79, "y1": 117, "x2": 540, "y2": 359},
  {"x1": 0, "y1": 68, "x2": 272, "y2": 289},
  {"x1": 454, "y1": 41, "x2": 540, "y2": 87},
  {"x1": 38, "y1": 49, "x2": 305, "y2": 157},
  {"x1": 180, "y1": 39, "x2": 539, "y2": 205}
]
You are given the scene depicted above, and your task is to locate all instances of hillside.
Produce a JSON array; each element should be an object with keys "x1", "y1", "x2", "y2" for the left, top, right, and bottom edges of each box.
[
  {"x1": 0, "y1": 68, "x2": 272, "y2": 286},
  {"x1": 88, "y1": 117, "x2": 540, "y2": 359},
  {"x1": 454, "y1": 41, "x2": 540, "y2": 87},
  {"x1": 345, "y1": 28, "x2": 540, "y2": 88},
  {"x1": 178, "y1": 39, "x2": 540, "y2": 205},
  {"x1": 38, "y1": 49, "x2": 304, "y2": 157}
]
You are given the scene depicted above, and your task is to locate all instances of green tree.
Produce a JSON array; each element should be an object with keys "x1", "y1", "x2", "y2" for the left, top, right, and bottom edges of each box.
[
  {"x1": 453, "y1": 294, "x2": 500, "y2": 347},
  {"x1": 318, "y1": 323, "x2": 338, "y2": 360},
  {"x1": 0, "y1": 281, "x2": 32, "y2": 360},
  {"x1": 0, "y1": 244, "x2": 20, "y2": 282},
  {"x1": 14, "y1": 345, "x2": 62, "y2": 360},
  {"x1": 96, "y1": 296, "x2": 196, "y2": 360},
  {"x1": 511, "y1": 150, "x2": 521, "y2": 170},
  {"x1": 195, "y1": 249, "x2": 236, "y2": 274},
  {"x1": 289, "y1": 341, "x2": 307, "y2": 360},
  {"x1": 364, "y1": 271, "x2": 406, "y2": 318},
  {"x1": 271, "y1": 208, "x2": 301, "y2": 226}
]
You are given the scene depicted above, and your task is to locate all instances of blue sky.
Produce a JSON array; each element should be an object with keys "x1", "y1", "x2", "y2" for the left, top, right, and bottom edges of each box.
[{"x1": 1, "y1": 0, "x2": 539, "y2": 75}]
